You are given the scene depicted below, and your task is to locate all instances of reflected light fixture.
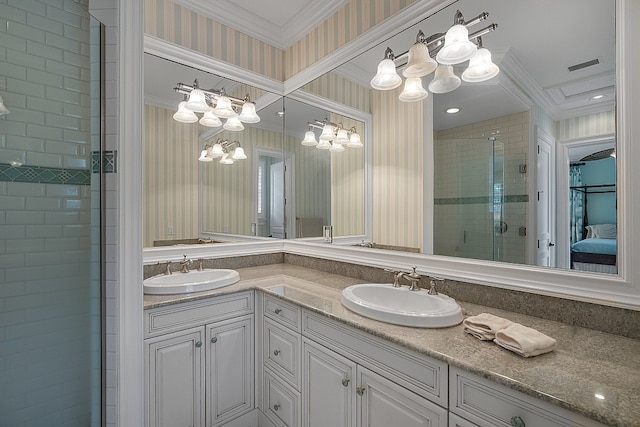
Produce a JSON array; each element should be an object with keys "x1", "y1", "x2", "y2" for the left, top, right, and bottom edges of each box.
[
  {"x1": 198, "y1": 138, "x2": 247, "y2": 164},
  {"x1": 446, "y1": 107, "x2": 460, "y2": 114},
  {"x1": 300, "y1": 119, "x2": 363, "y2": 153},
  {"x1": 173, "y1": 80, "x2": 260, "y2": 129},
  {"x1": 371, "y1": 10, "x2": 499, "y2": 101},
  {"x1": 0, "y1": 95, "x2": 10, "y2": 115}
]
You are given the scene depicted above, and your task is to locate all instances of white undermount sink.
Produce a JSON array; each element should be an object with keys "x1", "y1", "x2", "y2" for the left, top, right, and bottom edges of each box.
[
  {"x1": 143, "y1": 269, "x2": 240, "y2": 295},
  {"x1": 340, "y1": 283, "x2": 463, "y2": 328}
]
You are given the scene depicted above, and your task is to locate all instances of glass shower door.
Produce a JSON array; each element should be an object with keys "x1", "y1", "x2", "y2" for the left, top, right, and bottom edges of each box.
[{"x1": 0, "y1": 2, "x2": 103, "y2": 425}]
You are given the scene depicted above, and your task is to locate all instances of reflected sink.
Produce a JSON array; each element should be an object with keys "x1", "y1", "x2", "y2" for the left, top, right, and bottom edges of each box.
[
  {"x1": 340, "y1": 283, "x2": 463, "y2": 328},
  {"x1": 143, "y1": 269, "x2": 240, "y2": 294}
]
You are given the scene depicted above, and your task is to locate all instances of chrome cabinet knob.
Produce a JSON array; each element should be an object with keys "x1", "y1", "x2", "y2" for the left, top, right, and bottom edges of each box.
[
  {"x1": 356, "y1": 387, "x2": 365, "y2": 396},
  {"x1": 273, "y1": 349, "x2": 280, "y2": 356},
  {"x1": 275, "y1": 308, "x2": 282, "y2": 314},
  {"x1": 273, "y1": 404, "x2": 280, "y2": 411},
  {"x1": 341, "y1": 378, "x2": 350, "y2": 387},
  {"x1": 510, "y1": 416, "x2": 525, "y2": 427},
  {"x1": 195, "y1": 341, "x2": 202, "y2": 348},
  {"x1": 211, "y1": 337, "x2": 218, "y2": 344}
]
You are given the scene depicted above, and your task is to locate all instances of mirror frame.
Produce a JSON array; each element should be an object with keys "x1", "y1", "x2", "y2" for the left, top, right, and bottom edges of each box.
[{"x1": 143, "y1": 0, "x2": 640, "y2": 310}]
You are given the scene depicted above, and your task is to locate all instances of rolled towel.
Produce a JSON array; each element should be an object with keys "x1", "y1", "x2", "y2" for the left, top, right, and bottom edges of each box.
[
  {"x1": 463, "y1": 313, "x2": 513, "y2": 341},
  {"x1": 494, "y1": 323, "x2": 556, "y2": 357}
]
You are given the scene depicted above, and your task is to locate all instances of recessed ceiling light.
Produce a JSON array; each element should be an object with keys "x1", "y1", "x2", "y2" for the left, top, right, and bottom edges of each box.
[
  {"x1": 594, "y1": 393, "x2": 605, "y2": 400},
  {"x1": 276, "y1": 111, "x2": 284, "y2": 117},
  {"x1": 446, "y1": 107, "x2": 460, "y2": 114},
  {"x1": 591, "y1": 94, "x2": 605, "y2": 101}
]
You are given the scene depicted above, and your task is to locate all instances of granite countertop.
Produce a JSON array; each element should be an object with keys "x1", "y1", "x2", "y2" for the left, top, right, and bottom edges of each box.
[{"x1": 143, "y1": 264, "x2": 640, "y2": 426}]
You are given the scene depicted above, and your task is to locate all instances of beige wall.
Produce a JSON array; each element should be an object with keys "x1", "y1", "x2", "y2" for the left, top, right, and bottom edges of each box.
[{"x1": 554, "y1": 110, "x2": 615, "y2": 140}]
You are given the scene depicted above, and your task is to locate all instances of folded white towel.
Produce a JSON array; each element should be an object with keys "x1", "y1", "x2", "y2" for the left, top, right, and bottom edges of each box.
[
  {"x1": 463, "y1": 313, "x2": 514, "y2": 341},
  {"x1": 494, "y1": 323, "x2": 556, "y2": 357}
]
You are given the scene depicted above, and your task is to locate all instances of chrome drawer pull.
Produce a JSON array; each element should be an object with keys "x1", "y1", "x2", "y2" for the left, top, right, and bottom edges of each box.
[
  {"x1": 211, "y1": 337, "x2": 218, "y2": 343},
  {"x1": 356, "y1": 387, "x2": 365, "y2": 396},
  {"x1": 341, "y1": 378, "x2": 350, "y2": 387},
  {"x1": 510, "y1": 416, "x2": 525, "y2": 427},
  {"x1": 273, "y1": 349, "x2": 281, "y2": 356},
  {"x1": 274, "y1": 308, "x2": 282, "y2": 314},
  {"x1": 195, "y1": 341, "x2": 202, "y2": 348},
  {"x1": 273, "y1": 404, "x2": 280, "y2": 411}
]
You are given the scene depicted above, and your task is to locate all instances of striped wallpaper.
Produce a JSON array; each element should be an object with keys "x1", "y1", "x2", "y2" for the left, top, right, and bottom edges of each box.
[
  {"x1": 554, "y1": 110, "x2": 615, "y2": 140},
  {"x1": 285, "y1": 0, "x2": 418, "y2": 78},
  {"x1": 302, "y1": 71, "x2": 371, "y2": 113},
  {"x1": 144, "y1": 0, "x2": 284, "y2": 80},
  {"x1": 144, "y1": 105, "x2": 200, "y2": 247},
  {"x1": 370, "y1": 86, "x2": 424, "y2": 250}
]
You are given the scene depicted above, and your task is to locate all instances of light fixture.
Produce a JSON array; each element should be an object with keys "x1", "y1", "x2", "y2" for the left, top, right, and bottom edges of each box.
[
  {"x1": 591, "y1": 94, "x2": 606, "y2": 101},
  {"x1": 461, "y1": 37, "x2": 500, "y2": 82},
  {"x1": 0, "y1": 95, "x2": 10, "y2": 115},
  {"x1": 173, "y1": 98, "x2": 199, "y2": 123},
  {"x1": 370, "y1": 10, "x2": 498, "y2": 101},
  {"x1": 370, "y1": 47, "x2": 403, "y2": 90},
  {"x1": 300, "y1": 120, "x2": 363, "y2": 153},
  {"x1": 199, "y1": 110, "x2": 222, "y2": 127},
  {"x1": 173, "y1": 80, "x2": 261, "y2": 125},
  {"x1": 399, "y1": 77, "x2": 429, "y2": 102},
  {"x1": 429, "y1": 65, "x2": 461, "y2": 93},
  {"x1": 198, "y1": 138, "x2": 247, "y2": 164},
  {"x1": 223, "y1": 116, "x2": 245, "y2": 131},
  {"x1": 446, "y1": 107, "x2": 460, "y2": 114}
]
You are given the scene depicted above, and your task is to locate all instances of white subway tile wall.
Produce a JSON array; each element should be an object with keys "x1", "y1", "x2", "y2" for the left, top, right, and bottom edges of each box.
[{"x1": 0, "y1": 0, "x2": 105, "y2": 424}]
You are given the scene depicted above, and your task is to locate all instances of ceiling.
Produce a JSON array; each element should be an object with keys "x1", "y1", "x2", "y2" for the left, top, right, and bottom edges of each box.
[{"x1": 145, "y1": 0, "x2": 616, "y2": 139}]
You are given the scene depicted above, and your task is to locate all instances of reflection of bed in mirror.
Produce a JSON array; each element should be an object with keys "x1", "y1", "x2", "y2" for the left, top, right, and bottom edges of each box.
[{"x1": 570, "y1": 184, "x2": 617, "y2": 274}]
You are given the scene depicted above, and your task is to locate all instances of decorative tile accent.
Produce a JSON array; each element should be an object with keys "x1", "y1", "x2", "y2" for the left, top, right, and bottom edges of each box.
[
  {"x1": 0, "y1": 163, "x2": 91, "y2": 185},
  {"x1": 435, "y1": 195, "x2": 529, "y2": 205},
  {"x1": 91, "y1": 150, "x2": 118, "y2": 173}
]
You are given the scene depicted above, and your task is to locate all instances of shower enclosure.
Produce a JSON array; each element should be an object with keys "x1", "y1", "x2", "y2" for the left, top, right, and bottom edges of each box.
[
  {"x1": 0, "y1": 2, "x2": 104, "y2": 425},
  {"x1": 434, "y1": 137, "x2": 511, "y2": 262}
]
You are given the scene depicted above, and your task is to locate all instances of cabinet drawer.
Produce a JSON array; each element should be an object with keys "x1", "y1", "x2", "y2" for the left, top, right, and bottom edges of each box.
[
  {"x1": 450, "y1": 367, "x2": 605, "y2": 427},
  {"x1": 264, "y1": 369, "x2": 300, "y2": 427},
  {"x1": 264, "y1": 294, "x2": 301, "y2": 331},
  {"x1": 264, "y1": 319, "x2": 301, "y2": 389},
  {"x1": 144, "y1": 291, "x2": 254, "y2": 338},
  {"x1": 302, "y1": 310, "x2": 447, "y2": 407},
  {"x1": 449, "y1": 412, "x2": 479, "y2": 427}
]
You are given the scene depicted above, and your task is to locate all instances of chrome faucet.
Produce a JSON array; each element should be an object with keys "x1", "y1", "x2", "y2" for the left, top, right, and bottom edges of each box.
[
  {"x1": 385, "y1": 267, "x2": 421, "y2": 290},
  {"x1": 164, "y1": 262, "x2": 172, "y2": 275},
  {"x1": 179, "y1": 254, "x2": 192, "y2": 273},
  {"x1": 428, "y1": 277, "x2": 445, "y2": 295}
]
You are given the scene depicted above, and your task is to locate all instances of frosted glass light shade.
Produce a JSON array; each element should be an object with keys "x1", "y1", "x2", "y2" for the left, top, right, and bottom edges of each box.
[
  {"x1": 223, "y1": 116, "x2": 245, "y2": 131},
  {"x1": 347, "y1": 133, "x2": 363, "y2": 148},
  {"x1": 436, "y1": 24, "x2": 477, "y2": 65},
  {"x1": 461, "y1": 48, "x2": 500, "y2": 82},
  {"x1": 329, "y1": 142, "x2": 345, "y2": 152},
  {"x1": 399, "y1": 77, "x2": 429, "y2": 102},
  {"x1": 198, "y1": 149, "x2": 213, "y2": 162},
  {"x1": 319, "y1": 124, "x2": 335, "y2": 141},
  {"x1": 232, "y1": 146, "x2": 247, "y2": 160},
  {"x1": 184, "y1": 89, "x2": 209, "y2": 113},
  {"x1": 199, "y1": 110, "x2": 222, "y2": 127},
  {"x1": 403, "y1": 42, "x2": 438, "y2": 78},
  {"x1": 301, "y1": 130, "x2": 318, "y2": 146},
  {"x1": 238, "y1": 101, "x2": 260, "y2": 123},
  {"x1": 173, "y1": 101, "x2": 199, "y2": 123},
  {"x1": 428, "y1": 65, "x2": 461, "y2": 94},
  {"x1": 335, "y1": 128, "x2": 350, "y2": 144},
  {"x1": 316, "y1": 140, "x2": 331, "y2": 150},
  {"x1": 370, "y1": 58, "x2": 402, "y2": 90},
  {"x1": 210, "y1": 143, "x2": 224, "y2": 158},
  {"x1": 219, "y1": 153, "x2": 234, "y2": 164},
  {"x1": 212, "y1": 96, "x2": 237, "y2": 118}
]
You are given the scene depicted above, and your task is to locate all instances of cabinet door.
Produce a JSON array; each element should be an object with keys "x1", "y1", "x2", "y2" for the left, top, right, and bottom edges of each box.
[
  {"x1": 206, "y1": 315, "x2": 254, "y2": 426},
  {"x1": 146, "y1": 327, "x2": 205, "y2": 427},
  {"x1": 302, "y1": 339, "x2": 357, "y2": 427},
  {"x1": 357, "y1": 366, "x2": 447, "y2": 427}
]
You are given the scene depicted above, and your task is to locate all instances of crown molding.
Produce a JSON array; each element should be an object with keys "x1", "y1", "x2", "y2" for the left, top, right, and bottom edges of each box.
[{"x1": 173, "y1": 0, "x2": 346, "y2": 50}]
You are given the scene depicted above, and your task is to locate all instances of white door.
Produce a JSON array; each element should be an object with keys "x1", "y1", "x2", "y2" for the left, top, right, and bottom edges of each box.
[
  {"x1": 536, "y1": 127, "x2": 556, "y2": 267},
  {"x1": 270, "y1": 161, "x2": 286, "y2": 238},
  {"x1": 146, "y1": 327, "x2": 205, "y2": 427},
  {"x1": 303, "y1": 339, "x2": 356, "y2": 427},
  {"x1": 356, "y1": 366, "x2": 447, "y2": 427},
  {"x1": 206, "y1": 315, "x2": 254, "y2": 427}
]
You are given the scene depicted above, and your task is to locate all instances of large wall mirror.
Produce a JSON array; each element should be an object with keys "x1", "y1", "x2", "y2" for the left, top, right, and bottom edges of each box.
[{"x1": 309, "y1": 0, "x2": 617, "y2": 273}]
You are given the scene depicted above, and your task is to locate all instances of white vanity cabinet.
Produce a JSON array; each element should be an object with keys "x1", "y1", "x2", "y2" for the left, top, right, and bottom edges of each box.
[
  {"x1": 449, "y1": 367, "x2": 606, "y2": 427},
  {"x1": 145, "y1": 292, "x2": 254, "y2": 427}
]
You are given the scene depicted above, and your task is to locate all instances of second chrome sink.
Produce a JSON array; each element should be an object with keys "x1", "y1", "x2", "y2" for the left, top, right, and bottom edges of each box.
[{"x1": 340, "y1": 283, "x2": 463, "y2": 328}]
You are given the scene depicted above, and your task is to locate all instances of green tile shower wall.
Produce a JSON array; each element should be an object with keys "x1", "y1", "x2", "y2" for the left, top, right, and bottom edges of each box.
[{"x1": 0, "y1": 164, "x2": 91, "y2": 185}]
